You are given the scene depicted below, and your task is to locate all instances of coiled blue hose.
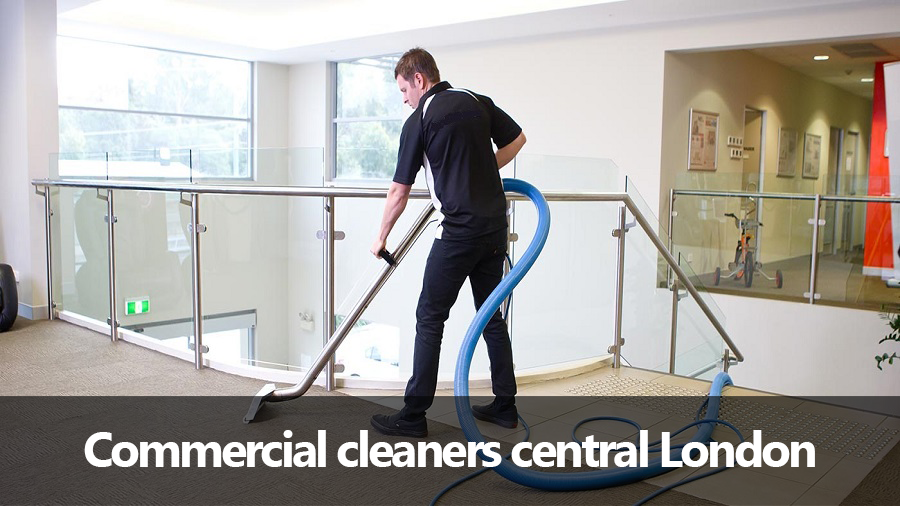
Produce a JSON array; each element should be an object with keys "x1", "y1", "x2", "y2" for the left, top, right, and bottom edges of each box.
[{"x1": 453, "y1": 178, "x2": 734, "y2": 490}]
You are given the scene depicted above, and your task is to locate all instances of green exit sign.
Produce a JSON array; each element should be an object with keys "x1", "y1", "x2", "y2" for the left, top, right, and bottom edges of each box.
[{"x1": 125, "y1": 297, "x2": 150, "y2": 315}]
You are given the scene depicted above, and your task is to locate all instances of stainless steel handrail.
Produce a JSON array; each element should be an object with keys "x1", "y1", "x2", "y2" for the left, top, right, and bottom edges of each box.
[
  {"x1": 32, "y1": 178, "x2": 641, "y2": 202},
  {"x1": 673, "y1": 188, "x2": 900, "y2": 204},
  {"x1": 32, "y1": 179, "x2": 742, "y2": 381}
]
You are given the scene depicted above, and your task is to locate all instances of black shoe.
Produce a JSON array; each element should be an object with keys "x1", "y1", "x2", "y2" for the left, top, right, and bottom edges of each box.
[
  {"x1": 370, "y1": 412, "x2": 428, "y2": 438},
  {"x1": 471, "y1": 400, "x2": 518, "y2": 429}
]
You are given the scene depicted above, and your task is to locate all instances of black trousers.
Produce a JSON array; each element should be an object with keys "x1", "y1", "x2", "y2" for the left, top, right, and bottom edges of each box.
[{"x1": 401, "y1": 229, "x2": 517, "y2": 420}]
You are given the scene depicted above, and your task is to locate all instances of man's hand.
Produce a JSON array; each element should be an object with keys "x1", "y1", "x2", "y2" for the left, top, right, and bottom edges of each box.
[
  {"x1": 372, "y1": 182, "x2": 412, "y2": 259},
  {"x1": 371, "y1": 238, "x2": 387, "y2": 258}
]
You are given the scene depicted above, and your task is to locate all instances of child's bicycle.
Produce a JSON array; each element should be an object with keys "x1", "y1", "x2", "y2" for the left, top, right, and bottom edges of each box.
[{"x1": 713, "y1": 212, "x2": 783, "y2": 289}]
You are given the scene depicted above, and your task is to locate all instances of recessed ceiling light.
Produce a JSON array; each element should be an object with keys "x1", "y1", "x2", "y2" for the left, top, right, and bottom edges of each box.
[
  {"x1": 861, "y1": 77, "x2": 874, "y2": 83},
  {"x1": 813, "y1": 55, "x2": 830, "y2": 61}
]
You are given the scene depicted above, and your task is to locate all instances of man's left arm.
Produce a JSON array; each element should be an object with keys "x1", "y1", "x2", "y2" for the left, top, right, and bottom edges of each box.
[{"x1": 495, "y1": 131, "x2": 526, "y2": 169}]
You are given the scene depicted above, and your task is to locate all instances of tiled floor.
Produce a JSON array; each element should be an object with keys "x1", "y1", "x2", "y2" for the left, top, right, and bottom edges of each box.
[{"x1": 342, "y1": 365, "x2": 899, "y2": 506}]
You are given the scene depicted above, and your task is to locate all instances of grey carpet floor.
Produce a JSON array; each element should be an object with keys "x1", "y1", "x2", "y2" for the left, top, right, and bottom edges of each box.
[
  {"x1": 0, "y1": 318, "x2": 727, "y2": 505},
  {"x1": 840, "y1": 440, "x2": 900, "y2": 505}
]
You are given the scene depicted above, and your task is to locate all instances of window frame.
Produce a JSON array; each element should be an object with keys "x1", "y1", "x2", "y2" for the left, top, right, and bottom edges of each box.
[
  {"x1": 330, "y1": 54, "x2": 407, "y2": 183},
  {"x1": 56, "y1": 36, "x2": 255, "y2": 181}
]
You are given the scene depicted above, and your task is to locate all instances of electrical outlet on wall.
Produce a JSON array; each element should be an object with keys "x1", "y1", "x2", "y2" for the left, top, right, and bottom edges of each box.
[{"x1": 727, "y1": 136, "x2": 744, "y2": 147}]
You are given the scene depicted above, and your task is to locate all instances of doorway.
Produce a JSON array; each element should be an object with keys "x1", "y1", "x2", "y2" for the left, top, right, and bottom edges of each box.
[
  {"x1": 742, "y1": 107, "x2": 765, "y2": 255},
  {"x1": 824, "y1": 127, "x2": 844, "y2": 254},
  {"x1": 825, "y1": 128, "x2": 861, "y2": 258},
  {"x1": 843, "y1": 131, "x2": 860, "y2": 253}
]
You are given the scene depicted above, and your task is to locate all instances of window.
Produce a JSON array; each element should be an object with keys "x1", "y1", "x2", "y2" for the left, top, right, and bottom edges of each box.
[
  {"x1": 57, "y1": 37, "x2": 252, "y2": 178},
  {"x1": 333, "y1": 55, "x2": 411, "y2": 180}
]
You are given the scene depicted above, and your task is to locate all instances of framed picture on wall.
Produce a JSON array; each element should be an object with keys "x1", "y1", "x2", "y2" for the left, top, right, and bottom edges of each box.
[
  {"x1": 776, "y1": 128, "x2": 799, "y2": 177},
  {"x1": 802, "y1": 133, "x2": 822, "y2": 179},
  {"x1": 688, "y1": 109, "x2": 719, "y2": 171}
]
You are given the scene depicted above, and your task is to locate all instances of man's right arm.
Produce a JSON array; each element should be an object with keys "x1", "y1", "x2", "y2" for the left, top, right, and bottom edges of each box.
[{"x1": 370, "y1": 182, "x2": 412, "y2": 257}]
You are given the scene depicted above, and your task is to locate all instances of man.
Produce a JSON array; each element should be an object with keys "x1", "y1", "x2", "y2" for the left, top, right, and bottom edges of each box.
[{"x1": 369, "y1": 48, "x2": 526, "y2": 438}]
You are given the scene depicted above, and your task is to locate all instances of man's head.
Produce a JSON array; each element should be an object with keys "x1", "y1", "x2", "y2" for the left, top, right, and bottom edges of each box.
[{"x1": 394, "y1": 47, "x2": 440, "y2": 109}]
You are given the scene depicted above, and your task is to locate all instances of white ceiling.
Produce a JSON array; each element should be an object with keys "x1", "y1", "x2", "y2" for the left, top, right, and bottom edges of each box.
[
  {"x1": 56, "y1": 0, "x2": 898, "y2": 100},
  {"x1": 56, "y1": 0, "x2": 883, "y2": 62},
  {"x1": 750, "y1": 37, "x2": 900, "y2": 99}
]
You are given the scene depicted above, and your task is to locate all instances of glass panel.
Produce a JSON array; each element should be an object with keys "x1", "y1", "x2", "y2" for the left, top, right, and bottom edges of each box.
[
  {"x1": 52, "y1": 151, "x2": 108, "y2": 180},
  {"x1": 335, "y1": 121, "x2": 402, "y2": 180},
  {"x1": 510, "y1": 154, "x2": 626, "y2": 371},
  {"x1": 333, "y1": 198, "x2": 436, "y2": 382},
  {"x1": 672, "y1": 193, "x2": 813, "y2": 303},
  {"x1": 619, "y1": 200, "x2": 674, "y2": 373},
  {"x1": 58, "y1": 109, "x2": 249, "y2": 167},
  {"x1": 626, "y1": 176, "x2": 730, "y2": 377},
  {"x1": 198, "y1": 148, "x2": 324, "y2": 372},
  {"x1": 672, "y1": 255, "x2": 726, "y2": 380},
  {"x1": 107, "y1": 149, "x2": 193, "y2": 181},
  {"x1": 114, "y1": 190, "x2": 194, "y2": 358},
  {"x1": 817, "y1": 199, "x2": 893, "y2": 310},
  {"x1": 618, "y1": 204, "x2": 725, "y2": 379},
  {"x1": 52, "y1": 186, "x2": 109, "y2": 323},
  {"x1": 190, "y1": 147, "x2": 253, "y2": 180},
  {"x1": 627, "y1": 176, "x2": 726, "y2": 325}
]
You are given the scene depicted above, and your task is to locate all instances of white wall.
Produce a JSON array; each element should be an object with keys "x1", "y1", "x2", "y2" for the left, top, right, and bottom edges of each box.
[
  {"x1": 718, "y1": 293, "x2": 898, "y2": 396},
  {"x1": 0, "y1": 0, "x2": 58, "y2": 318}
]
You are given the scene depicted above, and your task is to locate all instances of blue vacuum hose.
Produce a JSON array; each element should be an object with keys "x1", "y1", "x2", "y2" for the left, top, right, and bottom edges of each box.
[{"x1": 453, "y1": 178, "x2": 733, "y2": 490}]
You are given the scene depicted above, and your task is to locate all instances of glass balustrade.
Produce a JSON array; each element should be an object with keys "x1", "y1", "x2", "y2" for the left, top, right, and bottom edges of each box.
[
  {"x1": 195, "y1": 148, "x2": 324, "y2": 372},
  {"x1": 816, "y1": 195, "x2": 896, "y2": 311},
  {"x1": 670, "y1": 170, "x2": 900, "y2": 311},
  {"x1": 510, "y1": 154, "x2": 626, "y2": 372},
  {"x1": 50, "y1": 184, "x2": 109, "y2": 323},
  {"x1": 623, "y1": 179, "x2": 729, "y2": 378},
  {"x1": 39, "y1": 148, "x2": 740, "y2": 388},
  {"x1": 112, "y1": 188, "x2": 194, "y2": 357}
]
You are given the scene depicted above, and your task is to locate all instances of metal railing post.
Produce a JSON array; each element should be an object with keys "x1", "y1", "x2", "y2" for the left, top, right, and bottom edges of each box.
[
  {"x1": 669, "y1": 277, "x2": 679, "y2": 374},
  {"x1": 808, "y1": 194, "x2": 822, "y2": 304},
  {"x1": 105, "y1": 190, "x2": 118, "y2": 342},
  {"x1": 668, "y1": 189, "x2": 676, "y2": 287},
  {"x1": 323, "y1": 196, "x2": 336, "y2": 391},
  {"x1": 41, "y1": 186, "x2": 54, "y2": 320},
  {"x1": 190, "y1": 193, "x2": 205, "y2": 369},
  {"x1": 612, "y1": 205, "x2": 627, "y2": 369},
  {"x1": 502, "y1": 199, "x2": 516, "y2": 325}
]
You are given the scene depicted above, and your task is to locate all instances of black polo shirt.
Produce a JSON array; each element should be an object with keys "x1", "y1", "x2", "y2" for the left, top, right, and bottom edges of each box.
[{"x1": 393, "y1": 81, "x2": 522, "y2": 241}]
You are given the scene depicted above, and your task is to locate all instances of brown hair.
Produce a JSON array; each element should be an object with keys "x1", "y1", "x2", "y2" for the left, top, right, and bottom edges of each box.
[{"x1": 394, "y1": 47, "x2": 440, "y2": 84}]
